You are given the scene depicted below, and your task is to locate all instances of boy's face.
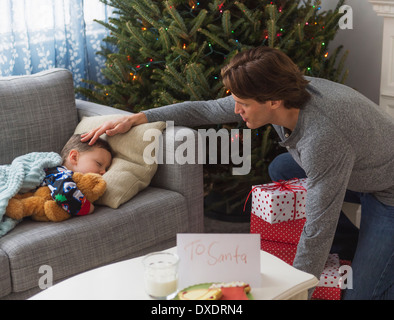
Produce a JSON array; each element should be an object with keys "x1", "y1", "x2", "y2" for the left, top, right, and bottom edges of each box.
[{"x1": 69, "y1": 147, "x2": 112, "y2": 175}]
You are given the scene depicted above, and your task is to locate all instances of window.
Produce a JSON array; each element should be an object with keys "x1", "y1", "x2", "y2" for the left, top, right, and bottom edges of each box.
[{"x1": 0, "y1": 0, "x2": 114, "y2": 90}]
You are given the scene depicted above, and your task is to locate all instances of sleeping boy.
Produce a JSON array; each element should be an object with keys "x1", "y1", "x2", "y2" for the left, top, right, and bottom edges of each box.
[
  {"x1": 41, "y1": 134, "x2": 112, "y2": 216},
  {"x1": 5, "y1": 134, "x2": 112, "y2": 221}
]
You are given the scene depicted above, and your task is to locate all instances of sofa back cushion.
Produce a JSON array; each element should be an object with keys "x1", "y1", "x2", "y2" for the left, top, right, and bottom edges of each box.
[{"x1": 0, "y1": 69, "x2": 78, "y2": 165}]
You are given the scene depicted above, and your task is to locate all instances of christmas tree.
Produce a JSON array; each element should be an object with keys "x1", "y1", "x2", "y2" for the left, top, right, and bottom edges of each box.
[{"x1": 77, "y1": 0, "x2": 348, "y2": 220}]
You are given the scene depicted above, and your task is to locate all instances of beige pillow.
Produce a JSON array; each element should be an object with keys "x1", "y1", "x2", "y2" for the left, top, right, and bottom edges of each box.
[{"x1": 74, "y1": 114, "x2": 166, "y2": 208}]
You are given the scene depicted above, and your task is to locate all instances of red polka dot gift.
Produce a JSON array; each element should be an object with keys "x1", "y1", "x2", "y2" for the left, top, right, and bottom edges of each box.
[
  {"x1": 247, "y1": 178, "x2": 308, "y2": 264},
  {"x1": 258, "y1": 240, "x2": 298, "y2": 265},
  {"x1": 311, "y1": 253, "x2": 352, "y2": 300},
  {"x1": 250, "y1": 215, "x2": 306, "y2": 246},
  {"x1": 248, "y1": 178, "x2": 308, "y2": 224}
]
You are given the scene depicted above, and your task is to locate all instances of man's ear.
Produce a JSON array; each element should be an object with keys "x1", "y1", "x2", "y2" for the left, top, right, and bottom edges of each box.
[
  {"x1": 270, "y1": 100, "x2": 283, "y2": 110},
  {"x1": 68, "y1": 149, "x2": 79, "y2": 165}
]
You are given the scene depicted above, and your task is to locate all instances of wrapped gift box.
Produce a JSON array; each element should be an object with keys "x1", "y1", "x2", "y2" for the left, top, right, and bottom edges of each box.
[
  {"x1": 317, "y1": 254, "x2": 341, "y2": 287},
  {"x1": 311, "y1": 286, "x2": 341, "y2": 300},
  {"x1": 250, "y1": 213, "x2": 305, "y2": 245},
  {"x1": 260, "y1": 240, "x2": 297, "y2": 265},
  {"x1": 250, "y1": 178, "x2": 308, "y2": 224},
  {"x1": 311, "y1": 254, "x2": 352, "y2": 300}
]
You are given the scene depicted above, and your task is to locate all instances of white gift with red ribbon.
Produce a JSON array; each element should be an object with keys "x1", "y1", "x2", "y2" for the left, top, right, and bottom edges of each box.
[{"x1": 248, "y1": 178, "x2": 308, "y2": 224}]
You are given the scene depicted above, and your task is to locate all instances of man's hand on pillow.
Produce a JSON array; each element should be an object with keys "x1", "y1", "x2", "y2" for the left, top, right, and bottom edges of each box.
[{"x1": 81, "y1": 112, "x2": 148, "y2": 145}]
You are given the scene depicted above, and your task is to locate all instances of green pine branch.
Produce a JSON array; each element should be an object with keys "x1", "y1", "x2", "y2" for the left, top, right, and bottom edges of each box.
[
  {"x1": 222, "y1": 10, "x2": 232, "y2": 38},
  {"x1": 165, "y1": 1, "x2": 188, "y2": 33},
  {"x1": 125, "y1": 22, "x2": 149, "y2": 48},
  {"x1": 189, "y1": 9, "x2": 208, "y2": 36},
  {"x1": 197, "y1": 28, "x2": 232, "y2": 52}
]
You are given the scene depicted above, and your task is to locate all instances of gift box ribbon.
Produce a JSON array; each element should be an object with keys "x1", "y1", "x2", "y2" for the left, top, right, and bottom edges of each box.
[{"x1": 244, "y1": 178, "x2": 307, "y2": 222}]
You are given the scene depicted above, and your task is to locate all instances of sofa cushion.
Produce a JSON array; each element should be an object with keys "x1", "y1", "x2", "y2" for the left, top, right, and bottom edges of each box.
[
  {"x1": 0, "y1": 69, "x2": 78, "y2": 165},
  {"x1": 74, "y1": 115, "x2": 166, "y2": 208},
  {"x1": 0, "y1": 187, "x2": 188, "y2": 293}
]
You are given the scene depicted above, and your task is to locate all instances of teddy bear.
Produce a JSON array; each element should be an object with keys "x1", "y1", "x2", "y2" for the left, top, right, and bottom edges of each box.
[{"x1": 5, "y1": 172, "x2": 106, "y2": 222}]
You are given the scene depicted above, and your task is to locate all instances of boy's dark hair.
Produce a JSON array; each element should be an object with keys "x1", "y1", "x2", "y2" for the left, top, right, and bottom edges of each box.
[
  {"x1": 60, "y1": 134, "x2": 113, "y2": 162},
  {"x1": 221, "y1": 46, "x2": 311, "y2": 109}
]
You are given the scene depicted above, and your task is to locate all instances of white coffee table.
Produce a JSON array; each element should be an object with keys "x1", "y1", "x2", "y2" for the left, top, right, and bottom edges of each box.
[{"x1": 30, "y1": 247, "x2": 318, "y2": 300}]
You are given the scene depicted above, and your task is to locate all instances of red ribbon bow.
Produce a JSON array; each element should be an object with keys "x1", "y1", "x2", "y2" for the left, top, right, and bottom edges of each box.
[{"x1": 244, "y1": 178, "x2": 306, "y2": 221}]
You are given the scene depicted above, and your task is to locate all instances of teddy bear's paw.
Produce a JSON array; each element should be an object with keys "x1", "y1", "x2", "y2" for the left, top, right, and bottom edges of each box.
[
  {"x1": 44, "y1": 201, "x2": 71, "y2": 222},
  {"x1": 5, "y1": 199, "x2": 25, "y2": 220}
]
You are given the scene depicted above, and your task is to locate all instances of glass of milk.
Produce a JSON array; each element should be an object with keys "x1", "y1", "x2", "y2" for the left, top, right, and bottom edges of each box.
[{"x1": 142, "y1": 252, "x2": 179, "y2": 300}]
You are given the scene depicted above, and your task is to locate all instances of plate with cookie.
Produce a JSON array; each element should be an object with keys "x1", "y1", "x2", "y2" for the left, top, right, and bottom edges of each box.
[{"x1": 175, "y1": 281, "x2": 253, "y2": 300}]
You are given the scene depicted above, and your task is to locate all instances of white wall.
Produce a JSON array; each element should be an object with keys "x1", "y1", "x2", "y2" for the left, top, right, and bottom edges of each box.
[{"x1": 321, "y1": 0, "x2": 384, "y2": 104}]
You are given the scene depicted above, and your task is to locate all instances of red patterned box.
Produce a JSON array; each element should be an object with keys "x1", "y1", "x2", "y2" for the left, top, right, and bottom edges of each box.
[
  {"x1": 250, "y1": 178, "x2": 308, "y2": 224},
  {"x1": 311, "y1": 254, "x2": 350, "y2": 300},
  {"x1": 311, "y1": 286, "x2": 341, "y2": 300},
  {"x1": 260, "y1": 240, "x2": 297, "y2": 265},
  {"x1": 250, "y1": 213, "x2": 305, "y2": 245}
]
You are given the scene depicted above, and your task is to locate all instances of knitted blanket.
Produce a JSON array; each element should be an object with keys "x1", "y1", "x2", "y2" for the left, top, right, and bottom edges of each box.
[{"x1": 0, "y1": 152, "x2": 62, "y2": 237}]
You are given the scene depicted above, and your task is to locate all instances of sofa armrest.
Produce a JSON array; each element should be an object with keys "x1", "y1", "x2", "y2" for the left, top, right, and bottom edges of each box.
[
  {"x1": 150, "y1": 127, "x2": 204, "y2": 233},
  {"x1": 75, "y1": 99, "x2": 204, "y2": 233},
  {"x1": 0, "y1": 249, "x2": 11, "y2": 297}
]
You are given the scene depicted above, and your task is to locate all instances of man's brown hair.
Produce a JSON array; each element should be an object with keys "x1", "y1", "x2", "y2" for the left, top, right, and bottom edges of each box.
[
  {"x1": 221, "y1": 46, "x2": 311, "y2": 109},
  {"x1": 60, "y1": 134, "x2": 113, "y2": 163}
]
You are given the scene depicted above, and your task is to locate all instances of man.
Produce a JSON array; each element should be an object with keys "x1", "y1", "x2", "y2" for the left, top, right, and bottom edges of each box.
[{"x1": 82, "y1": 47, "x2": 394, "y2": 299}]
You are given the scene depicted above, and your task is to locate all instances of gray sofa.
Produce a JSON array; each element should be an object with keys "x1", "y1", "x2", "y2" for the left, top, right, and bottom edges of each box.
[{"x1": 0, "y1": 69, "x2": 204, "y2": 300}]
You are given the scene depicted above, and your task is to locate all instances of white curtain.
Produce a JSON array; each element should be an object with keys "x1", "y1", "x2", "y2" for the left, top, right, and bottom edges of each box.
[{"x1": 0, "y1": 0, "x2": 114, "y2": 90}]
